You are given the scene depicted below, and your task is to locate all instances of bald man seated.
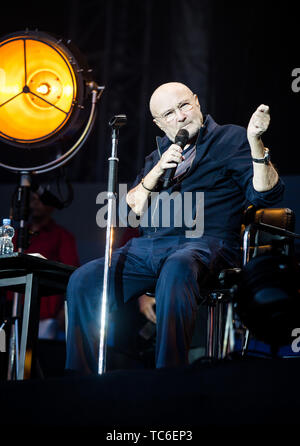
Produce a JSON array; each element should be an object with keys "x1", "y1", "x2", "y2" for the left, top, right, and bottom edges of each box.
[{"x1": 65, "y1": 82, "x2": 284, "y2": 374}]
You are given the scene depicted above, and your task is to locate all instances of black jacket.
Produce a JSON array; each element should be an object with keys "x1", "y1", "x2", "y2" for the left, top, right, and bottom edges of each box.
[{"x1": 130, "y1": 115, "x2": 285, "y2": 244}]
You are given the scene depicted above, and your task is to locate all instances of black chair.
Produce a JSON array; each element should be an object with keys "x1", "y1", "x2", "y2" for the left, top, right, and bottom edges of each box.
[
  {"x1": 216, "y1": 206, "x2": 297, "y2": 357},
  {"x1": 145, "y1": 207, "x2": 297, "y2": 362}
]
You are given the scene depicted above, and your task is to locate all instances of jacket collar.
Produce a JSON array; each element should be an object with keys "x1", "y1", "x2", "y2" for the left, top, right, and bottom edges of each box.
[{"x1": 155, "y1": 114, "x2": 218, "y2": 158}]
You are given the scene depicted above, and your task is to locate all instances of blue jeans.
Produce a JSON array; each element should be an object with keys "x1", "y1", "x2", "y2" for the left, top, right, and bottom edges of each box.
[{"x1": 65, "y1": 235, "x2": 237, "y2": 374}]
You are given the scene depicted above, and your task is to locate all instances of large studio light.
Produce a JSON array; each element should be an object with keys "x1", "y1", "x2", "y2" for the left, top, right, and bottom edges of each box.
[
  {"x1": 236, "y1": 254, "x2": 300, "y2": 350},
  {"x1": 0, "y1": 29, "x2": 104, "y2": 173},
  {"x1": 0, "y1": 30, "x2": 105, "y2": 381},
  {"x1": 0, "y1": 33, "x2": 76, "y2": 144}
]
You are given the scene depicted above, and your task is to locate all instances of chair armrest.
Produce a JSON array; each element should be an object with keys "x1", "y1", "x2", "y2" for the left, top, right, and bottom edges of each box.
[
  {"x1": 254, "y1": 208, "x2": 295, "y2": 231},
  {"x1": 250, "y1": 221, "x2": 300, "y2": 240},
  {"x1": 218, "y1": 268, "x2": 242, "y2": 288}
]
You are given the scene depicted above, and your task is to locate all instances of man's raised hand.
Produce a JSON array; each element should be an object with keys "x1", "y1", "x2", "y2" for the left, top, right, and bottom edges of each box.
[{"x1": 247, "y1": 104, "x2": 270, "y2": 139}]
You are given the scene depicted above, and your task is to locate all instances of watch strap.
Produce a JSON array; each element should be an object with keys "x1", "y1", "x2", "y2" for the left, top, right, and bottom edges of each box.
[{"x1": 252, "y1": 148, "x2": 270, "y2": 165}]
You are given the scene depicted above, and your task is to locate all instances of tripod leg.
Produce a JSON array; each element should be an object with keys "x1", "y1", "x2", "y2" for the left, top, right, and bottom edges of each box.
[
  {"x1": 14, "y1": 318, "x2": 19, "y2": 377},
  {"x1": 207, "y1": 305, "x2": 214, "y2": 358},
  {"x1": 242, "y1": 329, "x2": 250, "y2": 356},
  {"x1": 18, "y1": 273, "x2": 39, "y2": 380},
  {"x1": 222, "y1": 304, "x2": 230, "y2": 358},
  {"x1": 216, "y1": 300, "x2": 223, "y2": 359},
  {"x1": 7, "y1": 322, "x2": 16, "y2": 380},
  {"x1": 228, "y1": 304, "x2": 235, "y2": 353},
  {"x1": 7, "y1": 292, "x2": 21, "y2": 380}
]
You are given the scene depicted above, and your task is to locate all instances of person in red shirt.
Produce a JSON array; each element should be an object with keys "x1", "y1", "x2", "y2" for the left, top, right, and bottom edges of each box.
[{"x1": 12, "y1": 191, "x2": 80, "y2": 339}]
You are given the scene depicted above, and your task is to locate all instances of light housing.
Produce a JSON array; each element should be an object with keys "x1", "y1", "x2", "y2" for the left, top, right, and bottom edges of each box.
[
  {"x1": 0, "y1": 30, "x2": 101, "y2": 173},
  {"x1": 236, "y1": 254, "x2": 300, "y2": 349}
]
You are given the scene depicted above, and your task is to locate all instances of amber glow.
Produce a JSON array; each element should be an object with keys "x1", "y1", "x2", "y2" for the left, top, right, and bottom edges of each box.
[
  {"x1": 27, "y1": 70, "x2": 63, "y2": 109},
  {"x1": 37, "y1": 84, "x2": 49, "y2": 94},
  {"x1": 0, "y1": 35, "x2": 77, "y2": 143}
]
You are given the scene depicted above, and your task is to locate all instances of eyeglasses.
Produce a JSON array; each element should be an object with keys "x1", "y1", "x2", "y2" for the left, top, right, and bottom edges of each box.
[{"x1": 157, "y1": 102, "x2": 194, "y2": 122}]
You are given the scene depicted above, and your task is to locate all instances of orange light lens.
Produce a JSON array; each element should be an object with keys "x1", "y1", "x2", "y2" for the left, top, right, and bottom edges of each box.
[{"x1": 0, "y1": 36, "x2": 77, "y2": 143}]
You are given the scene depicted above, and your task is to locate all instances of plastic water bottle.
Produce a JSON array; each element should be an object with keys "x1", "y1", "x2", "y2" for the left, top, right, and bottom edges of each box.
[
  {"x1": 0, "y1": 219, "x2": 15, "y2": 255},
  {"x1": 0, "y1": 225, "x2": 3, "y2": 256}
]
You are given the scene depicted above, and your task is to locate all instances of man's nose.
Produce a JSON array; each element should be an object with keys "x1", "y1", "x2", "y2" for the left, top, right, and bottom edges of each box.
[{"x1": 175, "y1": 108, "x2": 186, "y2": 121}]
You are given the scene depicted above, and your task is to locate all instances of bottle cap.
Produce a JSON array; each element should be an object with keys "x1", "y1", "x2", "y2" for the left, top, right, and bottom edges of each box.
[{"x1": 2, "y1": 218, "x2": 11, "y2": 225}]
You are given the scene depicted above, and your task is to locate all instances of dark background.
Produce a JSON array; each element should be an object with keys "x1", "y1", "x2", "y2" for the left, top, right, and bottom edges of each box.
[
  {"x1": 0, "y1": 0, "x2": 299, "y2": 264},
  {"x1": 0, "y1": 0, "x2": 299, "y2": 184},
  {"x1": 0, "y1": 0, "x2": 300, "y2": 379}
]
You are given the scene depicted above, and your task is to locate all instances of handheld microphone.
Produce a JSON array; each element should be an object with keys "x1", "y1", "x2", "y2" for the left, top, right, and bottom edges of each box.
[{"x1": 163, "y1": 128, "x2": 189, "y2": 188}]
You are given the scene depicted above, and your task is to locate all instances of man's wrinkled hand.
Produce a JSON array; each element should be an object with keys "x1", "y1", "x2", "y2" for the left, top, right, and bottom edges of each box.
[
  {"x1": 247, "y1": 104, "x2": 270, "y2": 139},
  {"x1": 156, "y1": 143, "x2": 185, "y2": 175},
  {"x1": 138, "y1": 294, "x2": 156, "y2": 324}
]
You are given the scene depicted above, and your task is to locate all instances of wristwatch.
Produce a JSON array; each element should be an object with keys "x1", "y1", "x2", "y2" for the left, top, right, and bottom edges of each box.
[{"x1": 252, "y1": 148, "x2": 270, "y2": 165}]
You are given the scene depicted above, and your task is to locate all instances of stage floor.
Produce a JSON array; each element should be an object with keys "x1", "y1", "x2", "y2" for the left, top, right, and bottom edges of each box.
[{"x1": 1, "y1": 355, "x2": 300, "y2": 429}]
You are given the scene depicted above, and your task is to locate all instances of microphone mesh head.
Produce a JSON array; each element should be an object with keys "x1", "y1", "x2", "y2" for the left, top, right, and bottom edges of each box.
[{"x1": 175, "y1": 129, "x2": 189, "y2": 147}]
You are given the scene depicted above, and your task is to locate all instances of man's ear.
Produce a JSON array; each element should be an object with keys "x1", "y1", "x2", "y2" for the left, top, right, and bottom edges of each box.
[
  {"x1": 194, "y1": 94, "x2": 200, "y2": 107},
  {"x1": 153, "y1": 118, "x2": 163, "y2": 131}
]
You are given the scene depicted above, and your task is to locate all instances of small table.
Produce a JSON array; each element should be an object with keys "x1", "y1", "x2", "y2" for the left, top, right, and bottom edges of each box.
[{"x1": 0, "y1": 253, "x2": 76, "y2": 380}]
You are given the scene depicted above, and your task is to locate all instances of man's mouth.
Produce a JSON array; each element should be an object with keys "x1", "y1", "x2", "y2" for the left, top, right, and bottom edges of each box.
[{"x1": 180, "y1": 123, "x2": 190, "y2": 130}]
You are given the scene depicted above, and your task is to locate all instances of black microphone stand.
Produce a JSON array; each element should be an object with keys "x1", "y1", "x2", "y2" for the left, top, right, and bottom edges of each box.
[{"x1": 98, "y1": 114, "x2": 127, "y2": 375}]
